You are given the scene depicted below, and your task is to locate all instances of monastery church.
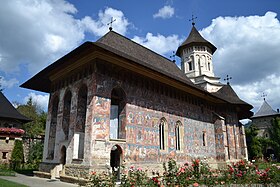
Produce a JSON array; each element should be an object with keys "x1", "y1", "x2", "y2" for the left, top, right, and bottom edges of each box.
[{"x1": 21, "y1": 22, "x2": 252, "y2": 179}]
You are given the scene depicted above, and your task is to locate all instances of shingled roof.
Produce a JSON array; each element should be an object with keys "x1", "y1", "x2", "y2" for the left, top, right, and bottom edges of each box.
[
  {"x1": 251, "y1": 100, "x2": 279, "y2": 118},
  {"x1": 214, "y1": 84, "x2": 248, "y2": 105},
  {"x1": 21, "y1": 31, "x2": 201, "y2": 93},
  {"x1": 214, "y1": 84, "x2": 253, "y2": 118},
  {"x1": 0, "y1": 92, "x2": 30, "y2": 123},
  {"x1": 176, "y1": 26, "x2": 217, "y2": 56},
  {"x1": 21, "y1": 30, "x2": 252, "y2": 119},
  {"x1": 96, "y1": 31, "x2": 194, "y2": 85}
]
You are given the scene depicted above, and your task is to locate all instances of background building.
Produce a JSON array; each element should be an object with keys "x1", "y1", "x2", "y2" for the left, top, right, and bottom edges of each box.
[{"x1": 0, "y1": 92, "x2": 30, "y2": 164}]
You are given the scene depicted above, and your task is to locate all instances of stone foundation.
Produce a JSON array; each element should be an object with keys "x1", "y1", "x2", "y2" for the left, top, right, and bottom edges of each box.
[{"x1": 64, "y1": 164, "x2": 91, "y2": 179}]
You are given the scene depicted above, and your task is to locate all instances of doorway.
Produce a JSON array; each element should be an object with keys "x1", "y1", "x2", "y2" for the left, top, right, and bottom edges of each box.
[
  {"x1": 110, "y1": 145, "x2": 122, "y2": 180},
  {"x1": 60, "y1": 146, "x2": 66, "y2": 165}
]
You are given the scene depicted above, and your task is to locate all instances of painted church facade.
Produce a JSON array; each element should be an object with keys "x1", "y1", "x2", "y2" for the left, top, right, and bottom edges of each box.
[{"x1": 21, "y1": 24, "x2": 252, "y2": 179}]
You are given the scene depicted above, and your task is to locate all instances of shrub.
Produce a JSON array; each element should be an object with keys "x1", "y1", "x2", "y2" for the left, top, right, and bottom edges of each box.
[
  {"x1": 87, "y1": 159, "x2": 280, "y2": 186},
  {"x1": 11, "y1": 140, "x2": 24, "y2": 170},
  {"x1": 26, "y1": 141, "x2": 43, "y2": 169}
]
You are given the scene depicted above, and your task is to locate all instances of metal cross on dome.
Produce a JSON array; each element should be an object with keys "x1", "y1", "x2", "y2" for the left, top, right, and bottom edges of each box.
[
  {"x1": 189, "y1": 14, "x2": 197, "y2": 26},
  {"x1": 107, "y1": 17, "x2": 116, "y2": 31},
  {"x1": 261, "y1": 92, "x2": 267, "y2": 101},
  {"x1": 224, "y1": 75, "x2": 232, "y2": 85}
]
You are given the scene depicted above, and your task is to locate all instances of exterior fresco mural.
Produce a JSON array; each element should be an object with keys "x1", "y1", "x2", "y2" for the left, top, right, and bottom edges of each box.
[{"x1": 38, "y1": 61, "x2": 247, "y2": 179}]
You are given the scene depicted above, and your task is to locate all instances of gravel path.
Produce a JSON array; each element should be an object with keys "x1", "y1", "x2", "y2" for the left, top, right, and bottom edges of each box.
[{"x1": 0, "y1": 173, "x2": 79, "y2": 187}]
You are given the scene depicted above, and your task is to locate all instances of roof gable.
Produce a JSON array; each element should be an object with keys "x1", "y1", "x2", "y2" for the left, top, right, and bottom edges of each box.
[
  {"x1": 252, "y1": 100, "x2": 279, "y2": 118},
  {"x1": 0, "y1": 92, "x2": 30, "y2": 123},
  {"x1": 215, "y1": 84, "x2": 247, "y2": 105}
]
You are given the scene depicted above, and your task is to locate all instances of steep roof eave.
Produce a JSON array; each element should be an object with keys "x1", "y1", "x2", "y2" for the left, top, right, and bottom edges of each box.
[
  {"x1": 0, "y1": 92, "x2": 31, "y2": 123},
  {"x1": 176, "y1": 26, "x2": 217, "y2": 56}
]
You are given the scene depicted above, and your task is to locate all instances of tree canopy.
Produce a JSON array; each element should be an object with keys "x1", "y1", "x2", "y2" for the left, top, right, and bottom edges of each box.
[
  {"x1": 245, "y1": 125, "x2": 263, "y2": 159},
  {"x1": 17, "y1": 97, "x2": 46, "y2": 138},
  {"x1": 269, "y1": 117, "x2": 280, "y2": 161}
]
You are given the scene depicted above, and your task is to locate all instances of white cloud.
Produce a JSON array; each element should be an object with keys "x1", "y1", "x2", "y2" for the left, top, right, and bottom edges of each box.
[
  {"x1": 0, "y1": 1, "x2": 130, "y2": 75},
  {"x1": 233, "y1": 74, "x2": 280, "y2": 112},
  {"x1": 0, "y1": 0, "x2": 85, "y2": 74},
  {"x1": 200, "y1": 11, "x2": 280, "y2": 112},
  {"x1": 153, "y1": 5, "x2": 174, "y2": 19},
  {"x1": 132, "y1": 33, "x2": 182, "y2": 55},
  {"x1": 24, "y1": 92, "x2": 49, "y2": 111},
  {"x1": 81, "y1": 7, "x2": 129, "y2": 36},
  {"x1": 0, "y1": 76, "x2": 18, "y2": 89}
]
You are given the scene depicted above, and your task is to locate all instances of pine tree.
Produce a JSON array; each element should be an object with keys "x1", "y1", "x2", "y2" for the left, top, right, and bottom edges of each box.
[{"x1": 11, "y1": 140, "x2": 24, "y2": 170}]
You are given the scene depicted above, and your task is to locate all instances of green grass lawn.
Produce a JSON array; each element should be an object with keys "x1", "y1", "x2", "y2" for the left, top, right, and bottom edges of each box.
[
  {"x1": 0, "y1": 178, "x2": 28, "y2": 187},
  {"x1": 0, "y1": 169, "x2": 15, "y2": 176}
]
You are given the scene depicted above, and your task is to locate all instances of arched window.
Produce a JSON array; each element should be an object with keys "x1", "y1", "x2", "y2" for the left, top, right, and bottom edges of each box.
[
  {"x1": 74, "y1": 85, "x2": 87, "y2": 159},
  {"x1": 175, "y1": 121, "x2": 183, "y2": 151},
  {"x1": 110, "y1": 87, "x2": 126, "y2": 139},
  {"x1": 188, "y1": 61, "x2": 193, "y2": 71},
  {"x1": 62, "y1": 91, "x2": 71, "y2": 140},
  {"x1": 175, "y1": 121, "x2": 184, "y2": 151},
  {"x1": 47, "y1": 96, "x2": 59, "y2": 159},
  {"x1": 202, "y1": 131, "x2": 206, "y2": 146},
  {"x1": 159, "y1": 118, "x2": 168, "y2": 150}
]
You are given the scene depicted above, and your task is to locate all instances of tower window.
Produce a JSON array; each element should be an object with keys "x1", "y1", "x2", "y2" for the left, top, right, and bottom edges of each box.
[{"x1": 188, "y1": 61, "x2": 193, "y2": 71}]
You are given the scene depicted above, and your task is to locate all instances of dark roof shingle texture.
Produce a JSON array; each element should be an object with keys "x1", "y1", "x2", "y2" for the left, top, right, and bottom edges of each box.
[
  {"x1": 176, "y1": 26, "x2": 217, "y2": 56},
  {"x1": 0, "y1": 92, "x2": 30, "y2": 123},
  {"x1": 214, "y1": 84, "x2": 250, "y2": 105},
  {"x1": 252, "y1": 100, "x2": 279, "y2": 118},
  {"x1": 96, "y1": 31, "x2": 193, "y2": 85}
]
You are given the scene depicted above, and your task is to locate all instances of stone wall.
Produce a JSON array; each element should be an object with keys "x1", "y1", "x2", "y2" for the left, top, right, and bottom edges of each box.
[{"x1": 0, "y1": 137, "x2": 15, "y2": 164}]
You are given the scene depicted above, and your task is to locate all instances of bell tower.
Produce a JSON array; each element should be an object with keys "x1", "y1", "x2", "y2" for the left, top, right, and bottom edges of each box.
[{"x1": 176, "y1": 21, "x2": 222, "y2": 92}]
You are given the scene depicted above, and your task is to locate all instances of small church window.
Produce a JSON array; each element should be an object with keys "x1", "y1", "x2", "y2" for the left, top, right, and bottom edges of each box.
[
  {"x1": 2, "y1": 152, "x2": 7, "y2": 159},
  {"x1": 208, "y1": 62, "x2": 211, "y2": 71},
  {"x1": 202, "y1": 131, "x2": 206, "y2": 146},
  {"x1": 175, "y1": 122, "x2": 180, "y2": 150},
  {"x1": 110, "y1": 87, "x2": 126, "y2": 139},
  {"x1": 159, "y1": 118, "x2": 168, "y2": 150}
]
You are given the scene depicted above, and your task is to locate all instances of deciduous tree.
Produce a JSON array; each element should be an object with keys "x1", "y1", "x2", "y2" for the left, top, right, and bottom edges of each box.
[
  {"x1": 269, "y1": 117, "x2": 280, "y2": 161},
  {"x1": 17, "y1": 97, "x2": 46, "y2": 138}
]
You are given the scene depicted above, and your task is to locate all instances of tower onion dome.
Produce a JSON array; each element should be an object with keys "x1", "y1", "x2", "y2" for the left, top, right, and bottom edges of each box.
[{"x1": 176, "y1": 25, "x2": 217, "y2": 56}]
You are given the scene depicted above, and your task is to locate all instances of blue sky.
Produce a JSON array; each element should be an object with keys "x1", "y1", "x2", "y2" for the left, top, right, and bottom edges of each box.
[{"x1": 1, "y1": 0, "x2": 280, "y2": 116}]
